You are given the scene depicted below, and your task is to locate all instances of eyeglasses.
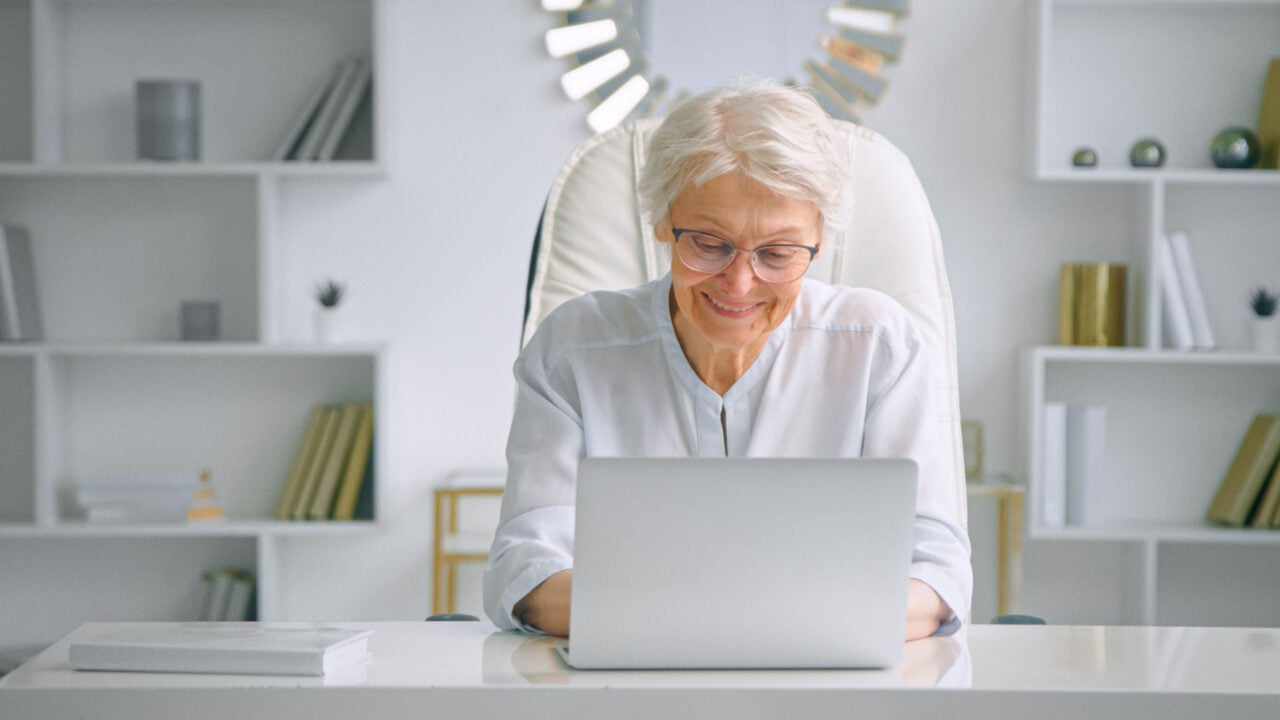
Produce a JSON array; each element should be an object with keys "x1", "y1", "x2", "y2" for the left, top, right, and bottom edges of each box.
[{"x1": 671, "y1": 227, "x2": 818, "y2": 283}]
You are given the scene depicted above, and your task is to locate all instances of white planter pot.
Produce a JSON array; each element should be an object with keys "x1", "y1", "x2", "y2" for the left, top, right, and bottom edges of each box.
[
  {"x1": 314, "y1": 306, "x2": 343, "y2": 343},
  {"x1": 1252, "y1": 316, "x2": 1279, "y2": 354}
]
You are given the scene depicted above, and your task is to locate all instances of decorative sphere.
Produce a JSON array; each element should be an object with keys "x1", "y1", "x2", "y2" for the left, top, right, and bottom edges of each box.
[
  {"x1": 1129, "y1": 138, "x2": 1166, "y2": 168},
  {"x1": 1210, "y1": 126, "x2": 1260, "y2": 169},
  {"x1": 1071, "y1": 147, "x2": 1098, "y2": 167}
]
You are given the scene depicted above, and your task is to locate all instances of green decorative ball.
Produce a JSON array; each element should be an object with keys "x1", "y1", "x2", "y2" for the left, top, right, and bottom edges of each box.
[
  {"x1": 1210, "y1": 126, "x2": 1260, "y2": 169},
  {"x1": 1129, "y1": 138, "x2": 1165, "y2": 168},
  {"x1": 1071, "y1": 147, "x2": 1098, "y2": 168}
]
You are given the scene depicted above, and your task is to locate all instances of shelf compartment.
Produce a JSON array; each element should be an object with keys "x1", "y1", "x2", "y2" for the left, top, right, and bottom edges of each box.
[
  {"x1": 1024, "y1": 346, "x2": 1280, "y2": 538},
  {"x1": 1032, "y1": 0, "x2": 1280, "y2": 176},
  {"x1": 0, "y1": 534, "x2": 256, "y2": 649},
  {"x1": 30, "y1": 0, "x2": 375, "y2": 165},
  {"x1": 1156, "y1": 543, "x2": 1280, "y2": 626},
  {"x1": 0, "y1": 175, "x2": 261, "y2": 343},
  {"x1": 45, "y1": 351, "x2": 378, "y2": 523}
]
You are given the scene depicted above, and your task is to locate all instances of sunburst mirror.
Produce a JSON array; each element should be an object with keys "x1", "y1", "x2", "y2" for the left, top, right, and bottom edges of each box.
[{"x1": 541, "y1": 0, "x2": 910, "y2": 133}]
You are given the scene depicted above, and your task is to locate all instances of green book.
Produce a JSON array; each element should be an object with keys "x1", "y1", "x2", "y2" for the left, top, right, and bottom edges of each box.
[{"x1": 1206, "y1": 414, "x2": 1280, "y2": 527}]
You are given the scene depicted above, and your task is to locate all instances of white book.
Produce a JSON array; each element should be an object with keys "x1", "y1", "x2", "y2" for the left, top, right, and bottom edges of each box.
[
  {"x1": 295, "y1": 57, "x2": 359, "y2": 161},
  {"x1": 271, "y1": 62, "x2": 346, "y2": 161},
  {"x1": 201, "y1": 569, "x2": 236, "y2": 621},
  {"x1": 1158, "y1": 234, "x2": 1195, "y2": 351},
  {"x1": 0, "y1": 224, "x2": 44, "y2": 341},
  {"x1": 1065, "y1": 405, "x2": 1106, "y2": 527},
  {"x1": 316, "y1": 56, "x2": 371, "y2": 161},
  {"x1": 68, "y1": 623, "x2": 372, "y2": 676},
  {"x1": 1041, "y1": 402, "x2": 1068, "y2": 528},
  {"x1": 224, "y1": 574, "x2": 255, "y2": 622},
  {"x1": 1167, "y1": 230, "x2": 1216, "y2": 350}
]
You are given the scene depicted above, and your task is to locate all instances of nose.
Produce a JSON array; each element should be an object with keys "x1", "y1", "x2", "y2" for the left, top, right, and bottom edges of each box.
[{"x1": 717, "y1": 250, "x2": 758, "y2": 296}]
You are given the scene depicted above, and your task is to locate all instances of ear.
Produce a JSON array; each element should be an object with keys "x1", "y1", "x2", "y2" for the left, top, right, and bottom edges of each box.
[{"x1": 653, "y1": 218, "x2": 672, "y2": 244}]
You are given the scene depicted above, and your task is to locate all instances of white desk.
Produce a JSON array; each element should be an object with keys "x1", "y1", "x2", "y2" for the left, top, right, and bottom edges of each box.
[{"x1": 3, "y1": 621, "x2": 1279, "y2": 719}]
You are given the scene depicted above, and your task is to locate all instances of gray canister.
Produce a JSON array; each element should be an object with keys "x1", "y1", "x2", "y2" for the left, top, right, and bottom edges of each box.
[{"x1": 136, "y1": 79, "x2": 201, "y2": 161}]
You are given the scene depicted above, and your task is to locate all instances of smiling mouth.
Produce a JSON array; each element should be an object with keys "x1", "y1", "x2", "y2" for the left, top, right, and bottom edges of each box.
[{"x1": 704, "y1": 292, "x2": 760, "y2": 315}]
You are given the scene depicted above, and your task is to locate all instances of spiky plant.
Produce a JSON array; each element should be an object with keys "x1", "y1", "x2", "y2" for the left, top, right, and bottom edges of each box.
[
  {"x1": 315, "y1": 278, "x2": 346, "y2": 308},
  {"x1": 1249, "y1": 286, "x2": 1279, "y2": 318}
]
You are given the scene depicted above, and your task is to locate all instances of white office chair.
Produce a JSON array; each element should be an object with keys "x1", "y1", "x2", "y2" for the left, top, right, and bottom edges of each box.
[{"x1": 521, "y1": 118, "x2": 967, "y2": 530}]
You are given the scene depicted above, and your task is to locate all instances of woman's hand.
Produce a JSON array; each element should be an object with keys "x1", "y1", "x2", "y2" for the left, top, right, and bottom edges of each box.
[
  {"x1": 512, "y1": 569, "x2": 573, "y2": 637},
  {"x1": 905, "y1": 578, "x2": 952, "y2": 641}
]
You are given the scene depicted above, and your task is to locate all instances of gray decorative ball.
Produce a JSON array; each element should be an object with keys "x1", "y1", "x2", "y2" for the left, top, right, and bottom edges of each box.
[
  {"x1": 1071, "y1": 147, "x2": 1098, "y2": 167},
  {"x1": 1210, "y1": 127, "x2": 1260, "y2": 169},
  {"x1": 1129, "y1": 138, "x2": 1166, "y2": 168}
]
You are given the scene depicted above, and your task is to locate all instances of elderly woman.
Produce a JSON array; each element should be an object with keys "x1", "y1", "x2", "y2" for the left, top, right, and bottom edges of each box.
[{"x1": 483, "y1": 82, "x2": 971, "y2": 641}]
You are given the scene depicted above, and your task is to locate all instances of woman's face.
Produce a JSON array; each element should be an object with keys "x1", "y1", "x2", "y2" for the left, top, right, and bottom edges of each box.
[{"x1": 659, "y1": 171, "x2": 821, "y2": 358}]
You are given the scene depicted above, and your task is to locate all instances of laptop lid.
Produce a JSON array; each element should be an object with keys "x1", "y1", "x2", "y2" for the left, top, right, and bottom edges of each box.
[{"x1": 564, "y1": 457, "x2": 917, "y2": 670}]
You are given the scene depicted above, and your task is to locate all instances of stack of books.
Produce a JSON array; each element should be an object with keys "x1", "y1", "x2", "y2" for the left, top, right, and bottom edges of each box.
[
  {"x1": 1206, "y1": 413, "x2": 1280, "y2": 528},
  {"x1": 73, "y1": 472, "x2": 206, "y2": 523},
  {"x1": 275, "y1": 403, "x2": 374, "y2": 521}
]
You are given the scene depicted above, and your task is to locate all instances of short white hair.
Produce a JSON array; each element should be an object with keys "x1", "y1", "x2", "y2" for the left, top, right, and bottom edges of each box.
[{"x1": 637, "y1": 81, "x2": 854, "y2": 247}]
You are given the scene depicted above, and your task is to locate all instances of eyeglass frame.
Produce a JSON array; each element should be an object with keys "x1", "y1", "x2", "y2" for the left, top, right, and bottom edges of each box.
[{"x1": 669, "y1": 226, "x2": 819, "y2": 283}]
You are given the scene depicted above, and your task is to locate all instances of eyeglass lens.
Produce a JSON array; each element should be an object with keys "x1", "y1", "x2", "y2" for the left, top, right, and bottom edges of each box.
[{"x1": 676, "y1": 231, "x2": 812, "y2": 282}]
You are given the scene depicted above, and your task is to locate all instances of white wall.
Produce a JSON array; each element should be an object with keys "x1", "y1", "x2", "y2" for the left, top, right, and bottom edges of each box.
[{"x1": 273, "y1": 0, "x2": 1135, "y2": 623}]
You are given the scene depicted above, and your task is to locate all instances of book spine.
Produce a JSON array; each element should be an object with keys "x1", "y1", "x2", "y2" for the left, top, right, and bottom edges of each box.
[
  {"x1": 1166, "y1": 230, "x2": 1216, "y2": 350},
  {"x1": 276, "y1": 405, "x2": 328, "y2": 520},
  {"x1": 332, "y1": 404, "x2": 374, "y2": 521},
  {"x1": 296, "y1": 57, "x2": 358, "y2": 161},
  {"x1": 316, "y1": 56, "x2": 371, "y2": 161},
  {"x1": 308, "y1": 402, "x2": 362, "y2": 520},
  {"x1": 1158, "y1": 236, "x2": 1195, "y2": 351},
  {"x1": 1065, "y1": 405, "x2": 1106, "y2": 527},
  {"x1": 0, "y1": 224, "x2": 44, "y2": 341},
  {"x1": 1041, "y1": 402, "x2": 1068, "y2": 528},
  {"x1": 1206, "y1": 414, "x2": 1280, "y2": 526},
  {"x1": 292, "y1": 407, "x2": 341, "y2": 520}
]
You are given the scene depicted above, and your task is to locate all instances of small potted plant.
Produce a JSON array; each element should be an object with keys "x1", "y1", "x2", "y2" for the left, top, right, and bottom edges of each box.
[
  {"x1": 1249, "y1": 285, "x2": 1278, "y2": 353},
  {"x1": 313, "y1": 277, "x2": 347, "y2": 342}
]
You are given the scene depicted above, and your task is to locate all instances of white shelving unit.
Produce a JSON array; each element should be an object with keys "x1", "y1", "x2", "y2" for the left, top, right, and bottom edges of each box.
[
  {"x1": 0, "y1": 0, "x2": 388, "y2": 649},
  {"x1": 1024, "y1": 0, "x2": 1280, "y2": 626}
]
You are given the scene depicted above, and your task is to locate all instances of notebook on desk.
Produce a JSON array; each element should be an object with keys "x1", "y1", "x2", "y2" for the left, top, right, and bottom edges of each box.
[{"x1": 558, "y1": 457, "x2": 917, "y2": 670}]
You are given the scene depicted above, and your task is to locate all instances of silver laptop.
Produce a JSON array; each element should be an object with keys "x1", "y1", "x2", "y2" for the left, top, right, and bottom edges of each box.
[{"x1": 560, "y1": 457, "x2": 917, "y2": 670}]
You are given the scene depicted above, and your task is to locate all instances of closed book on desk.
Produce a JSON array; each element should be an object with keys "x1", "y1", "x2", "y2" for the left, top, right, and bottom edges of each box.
[
  {"x1": 1206, "y1": 414, "x2": 1280, "y2": 526},
  {"x1": 68, "y1": 623, "x2": 372, "y2": 676}
]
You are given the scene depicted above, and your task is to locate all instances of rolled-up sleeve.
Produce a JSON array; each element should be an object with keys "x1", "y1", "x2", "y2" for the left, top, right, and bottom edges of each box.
[
  {"x1": 861, "y1": 326, "x2": 973, "y2": 635},
  {"x1": 483, "y1": 347, "x2": 584, "y2": 630}
]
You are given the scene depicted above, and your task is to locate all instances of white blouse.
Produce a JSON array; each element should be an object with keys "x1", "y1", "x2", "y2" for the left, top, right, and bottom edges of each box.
[{"x1": 483, "y1": 275, "x2": 971, "y2": 634}]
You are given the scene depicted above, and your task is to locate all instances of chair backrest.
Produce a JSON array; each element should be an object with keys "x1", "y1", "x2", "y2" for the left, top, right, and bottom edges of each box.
[{"x1": 523, "y1": 119, "x2": 965, "y2": 527}]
